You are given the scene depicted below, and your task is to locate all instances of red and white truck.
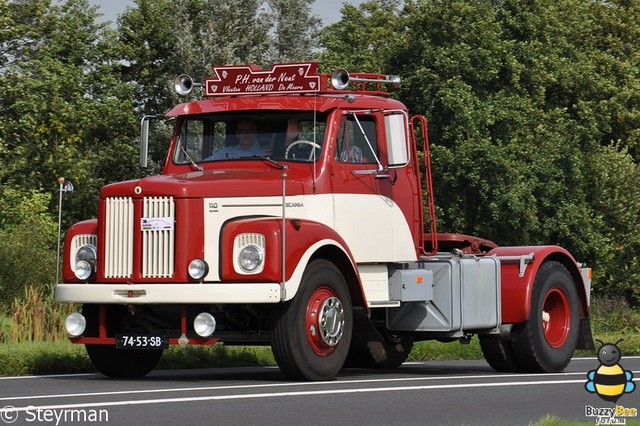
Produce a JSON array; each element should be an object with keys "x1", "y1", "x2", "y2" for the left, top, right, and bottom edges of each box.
[{"x1": 56, "y1": 62, "x2": 593, "y2": 380}]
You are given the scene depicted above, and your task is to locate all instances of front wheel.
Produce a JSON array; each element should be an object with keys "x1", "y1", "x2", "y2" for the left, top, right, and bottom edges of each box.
[
  {"x1": 512, "y1": 261, "x2": 580, "y2": 372},
  {"x1": 271, "y1": 260, "x2": 353, "y2": 381},
  {"x1": 85, "y1": 344, "x2": 163, "y2": 378},
  {"x1": 82, "y1": 305, "x2": 163, "y2": 378}
]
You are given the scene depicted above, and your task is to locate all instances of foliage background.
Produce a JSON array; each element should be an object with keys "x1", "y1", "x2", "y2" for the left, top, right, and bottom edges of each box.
[{"x1": 1, "y1": 0, "x2": 639, "y2": 331}]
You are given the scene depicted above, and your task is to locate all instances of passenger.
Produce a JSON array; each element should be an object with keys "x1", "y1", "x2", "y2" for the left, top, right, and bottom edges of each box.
[
  {"x1": 275, "y1": 119, "x2": 320, "y2": 160},
  {"x1": 208, "y1": 120, "x2": 267, "y2": 160}
]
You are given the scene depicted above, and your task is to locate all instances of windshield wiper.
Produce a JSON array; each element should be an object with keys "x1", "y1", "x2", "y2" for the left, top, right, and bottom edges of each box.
[
  {"x1": 181, "y1": 146, "x2": 203, "y2": 171},
  {"x1": 252, "y1": 155, "x2": 288, "y2": 170}
]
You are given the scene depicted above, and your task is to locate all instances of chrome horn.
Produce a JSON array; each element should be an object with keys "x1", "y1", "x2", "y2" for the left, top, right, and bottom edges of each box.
[
  {"x1": 330, "y1": 69, "x2": 401, "y2": 90},
  {"x1": 174, "y1": 74, "x2": 202, "y2": 96}
]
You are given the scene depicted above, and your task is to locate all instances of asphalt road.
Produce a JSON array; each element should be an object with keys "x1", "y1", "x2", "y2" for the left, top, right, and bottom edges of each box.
[{"x1": 1, "y1": 357, "x2": 638, "y2": 426}]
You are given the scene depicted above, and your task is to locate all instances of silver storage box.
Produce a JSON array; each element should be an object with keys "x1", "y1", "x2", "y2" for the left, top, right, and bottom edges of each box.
[{"x1": 386, "y1": 255, "x2": 501, "y2": 332}]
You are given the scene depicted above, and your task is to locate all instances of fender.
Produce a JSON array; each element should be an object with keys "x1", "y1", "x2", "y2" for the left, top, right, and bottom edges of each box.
[
  {"x1": 487, "y1": 245, "x2": 589, "y2": 323},
  {"x1": 220, "y1": 217, "x2": 365, "y2": 304},
  {"x1": 62, "y1": 219, "x2": 98, "y2": 282}
]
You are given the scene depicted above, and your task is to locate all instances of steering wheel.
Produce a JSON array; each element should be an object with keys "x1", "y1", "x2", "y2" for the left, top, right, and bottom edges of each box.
[{"x1": 285, "y1": 140, "x2": 322, "y2": 160}]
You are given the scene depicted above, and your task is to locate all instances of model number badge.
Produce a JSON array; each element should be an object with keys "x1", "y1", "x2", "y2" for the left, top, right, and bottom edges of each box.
[{"x1": 141, "y1": 217, "x2": 174, "y2": 231}]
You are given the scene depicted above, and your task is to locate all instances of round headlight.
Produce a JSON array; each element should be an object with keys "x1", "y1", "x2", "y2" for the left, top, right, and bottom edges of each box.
[
  {"x1": 74, "y1": 260, "x2": 93, "y2": 280},
  {"x1": 76, "y1": 244, "x2": 97, "y2": 263},
  {"x1": 65, "y1": 312, "x2": 86, "y2": 337},
  {"x1": 188, "y1": 258, "x2": 209, "y2": 280},
  {"x1": 74, "y1": 244, "x2": 97, "y2": 280},
  {"x1": 238, "y1": 244, "x2": 264, "y2": 272},
  {"x1": 194, "y1": 312, "x2": 216, "y2": 337}
]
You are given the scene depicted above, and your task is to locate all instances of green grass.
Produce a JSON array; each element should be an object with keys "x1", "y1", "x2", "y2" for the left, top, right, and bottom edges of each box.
[
  {"x1": 0, "y1": 341, "x2": 276, "y2": 376},
  {"x1": 0, "y1": 341, "x2": 93, "y2": 376},
  {"x1": 157, "y1": 344, "x2": 275, "y2": 370},
  {"x1": 408, "y1": 338, "x2": 483, "y2": 361},
  {"x1": 531, "y1": 415, "x2": 640, "y2": 426},
  {"x1": 0, "y1": 315, "x2": 9, "y2": 342}
]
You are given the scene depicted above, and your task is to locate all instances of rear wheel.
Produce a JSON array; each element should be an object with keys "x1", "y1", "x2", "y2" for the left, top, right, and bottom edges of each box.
[
  {"x1": 479, "y1": 335, "x2": 521, "y2": 372},
  {"x1": 512, "y1": 261, "x2": 579, "y2": 372},
  {"x1": 346, "y1": 333, "x2": 414, "y2": 369},
  {"x1": 271, "y1": 260, "x2": 352, "y2": 381},
  {"x1": 83, "y1": 305, "x2": 163, "y2": 378},
  {"x1": 345, "y1": 309, "x2": 414, "y2": 369}
]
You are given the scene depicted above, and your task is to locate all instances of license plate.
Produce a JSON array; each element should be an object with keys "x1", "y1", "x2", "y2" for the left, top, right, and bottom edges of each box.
[{"x1": 115, "y1": 334, "x2": 168, "y2": 349}]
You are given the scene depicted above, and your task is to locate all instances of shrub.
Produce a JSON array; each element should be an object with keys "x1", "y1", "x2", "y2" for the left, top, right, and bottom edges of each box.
[{"x1": 0, "y1": 187, "x2": 58, "y2": 307}]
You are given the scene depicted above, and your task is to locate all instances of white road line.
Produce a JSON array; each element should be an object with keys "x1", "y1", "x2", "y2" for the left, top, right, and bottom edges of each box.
[
  {"x1": 0, "y1": 378, "x2": 593, "y2": 413},
  {"x1": 0, "y1": 356, "x2": 637, "y2": 381},
  {"x1": 0, "y1": 373, "x2": 97, "y2": 381},
  {"x1": 3, "y1": 370, "x2": 638, "y2": 404}
]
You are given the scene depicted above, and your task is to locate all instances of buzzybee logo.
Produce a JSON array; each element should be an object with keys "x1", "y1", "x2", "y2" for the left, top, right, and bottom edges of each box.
[
  {"x1": 584, "y1": 339, "x2": 637, "y2": 425},
  {"x1": 586, "y1": 339, "x2": 636, "y2": 402}
]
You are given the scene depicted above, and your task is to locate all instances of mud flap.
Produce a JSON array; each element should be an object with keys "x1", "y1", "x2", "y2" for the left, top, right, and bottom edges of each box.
[
  {"x1": 577, "y1": 317, "x2": 595, "y2": 350},
  {"x1": 345, "y1": 307, "x2": 413, "y2": 369}
]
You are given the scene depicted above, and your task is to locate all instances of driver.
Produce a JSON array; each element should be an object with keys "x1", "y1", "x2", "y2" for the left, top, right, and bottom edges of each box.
[
  {"x1": 208, "y1": 120, "x2": 267, "y2": 160},
  {"x1": 282, "y1": 119, "x2": 320, "y2": 160}
]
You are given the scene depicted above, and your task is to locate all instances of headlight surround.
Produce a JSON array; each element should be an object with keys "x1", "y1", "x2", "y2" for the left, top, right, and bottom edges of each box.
[
  {"x1": 233, "y1": 233, "x2": 266, "y2": 274},
  {"x1": 74, "y1": 244, "x2": 97, "y2": 280}
]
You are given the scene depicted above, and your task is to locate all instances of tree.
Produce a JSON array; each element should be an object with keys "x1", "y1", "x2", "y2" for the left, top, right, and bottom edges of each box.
[
  {"x1": 317, "y1": 0, "x2": 405, "y2": 72},
  {"x1": 266, "y1": 0, "x2": 321, "y2": 63},
  {"x1": 0, "y1": 0, "x2": 139, "y2": 222},
  {"x1": 322, "y1": 0, "x2": 640, "y2": 304},
  {"x1": 117, "y1": 0, "x2": 176, "y2": 114},
  {"x1": 119, "y1": 0, "x2": 273, "y2": 115}
]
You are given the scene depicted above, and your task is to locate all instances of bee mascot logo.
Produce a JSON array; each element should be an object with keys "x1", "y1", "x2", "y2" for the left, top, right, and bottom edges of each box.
[{"x1": 585, "y1": 339, "x2": 636, "y2": 403}]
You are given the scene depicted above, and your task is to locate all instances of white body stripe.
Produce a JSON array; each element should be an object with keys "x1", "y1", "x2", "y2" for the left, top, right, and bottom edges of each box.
[{"x1": 204, "y1": 193, "x2": 417, "y2": 299}]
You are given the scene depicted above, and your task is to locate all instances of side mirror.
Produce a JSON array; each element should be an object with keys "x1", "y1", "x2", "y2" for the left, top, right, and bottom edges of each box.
[{"x1": 140, "y1": 115, "x2": 157, "y2": 168}]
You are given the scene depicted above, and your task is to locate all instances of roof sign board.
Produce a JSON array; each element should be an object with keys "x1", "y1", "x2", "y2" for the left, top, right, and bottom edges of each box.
[{"x1": 205, "y1": 62, "x2": 321, "y2": 96}]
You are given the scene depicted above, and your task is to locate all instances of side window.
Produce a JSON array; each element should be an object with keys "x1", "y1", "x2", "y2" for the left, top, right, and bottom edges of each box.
[
  {"x1": 335, "y1": 115, "x2": 378, "y2": 164},
  {"x1": 178, "y1": 119, "x2": 204, "y2": 162}
]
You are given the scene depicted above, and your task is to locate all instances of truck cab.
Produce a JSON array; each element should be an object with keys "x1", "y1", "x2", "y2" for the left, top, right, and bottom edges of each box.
[{"x1": 56, "y1": 62, "x2": 592, "y2": 380}]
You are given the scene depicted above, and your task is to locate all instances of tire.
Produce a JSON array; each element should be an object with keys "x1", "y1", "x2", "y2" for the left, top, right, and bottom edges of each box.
[
  {"x1": 83, "y1": 305, "x2": 163, "y2": 378},
  {"x1": 479, "y1": 335, "x2": 521, "y2": 373},
  {"x1": 511, "y1": 261, "x2": 579, "y2": 373},
  {"x1": 271, "y1": 260, "x2": 353, "y2": 381},
  {"x1": 86, "y1": 344, "x2": 163, "y2": 378},
  {"x1": 345, "y1": 308, "x2": 414, "y2": 369},
  {"x1": 346, "y1": 334, "x2": 414, "y2": 369}
]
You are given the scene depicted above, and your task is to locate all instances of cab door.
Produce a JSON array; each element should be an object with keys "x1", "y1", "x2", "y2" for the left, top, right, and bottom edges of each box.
[{"x1": 329, "y1": 111, "x2": 418, "y2": 263}]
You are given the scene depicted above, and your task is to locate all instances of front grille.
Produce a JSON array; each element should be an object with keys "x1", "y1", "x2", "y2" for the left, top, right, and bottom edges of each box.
[
  {"x1": 103, "y1": 196, "x2": 175, "y2": 279},
  {"x1": 104, "y1": 197, "x2": 134, "y2": 278},
  {"x1": 236, "y1": 233, "x2": 266, "y2": 249},
  {"x1": 141, "y1": 196, "x2": 175, "y2": 278}
]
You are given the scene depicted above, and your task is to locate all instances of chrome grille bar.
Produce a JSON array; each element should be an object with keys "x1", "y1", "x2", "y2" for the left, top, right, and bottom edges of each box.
[
  {"x1": 142, "y1": 196, "x2": 175, "y2": 278},
  {"x1": 104, "y1": 197, "x2": 134, "y2": 278}
]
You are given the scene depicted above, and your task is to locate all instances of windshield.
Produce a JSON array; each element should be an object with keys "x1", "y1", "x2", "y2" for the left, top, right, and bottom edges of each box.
[{"x1": 173, "y1": 111, "x2": 327, "y2": 164}]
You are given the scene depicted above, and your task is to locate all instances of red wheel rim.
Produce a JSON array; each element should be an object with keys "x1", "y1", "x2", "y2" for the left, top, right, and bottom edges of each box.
[
  {"x1": 305, "y1": 286, "x2": 345, "y2": 356},
  {"x1": 541, "y1": 287, "x2": 570, "y2": 348}
]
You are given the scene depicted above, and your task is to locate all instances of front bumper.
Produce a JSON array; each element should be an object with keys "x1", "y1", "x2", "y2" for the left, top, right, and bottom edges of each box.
[{"x1": 55, "y1": 282, "x2": 282, "y2": 304}]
